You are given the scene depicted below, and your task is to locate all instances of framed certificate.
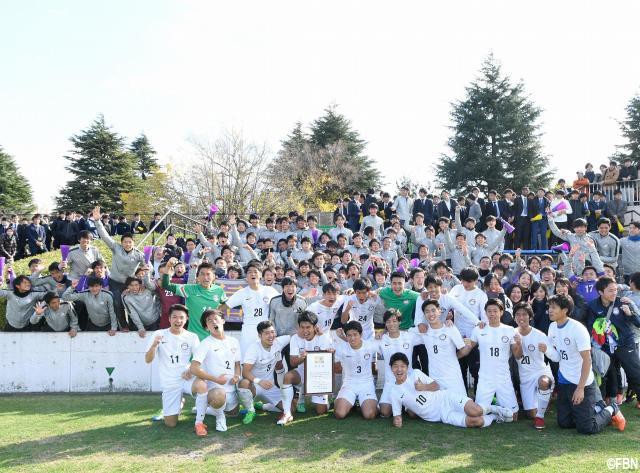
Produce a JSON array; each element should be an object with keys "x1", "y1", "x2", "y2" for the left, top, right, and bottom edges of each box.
[{"x1": 304, "y1": 350, "x2": 335, "y2": 395}]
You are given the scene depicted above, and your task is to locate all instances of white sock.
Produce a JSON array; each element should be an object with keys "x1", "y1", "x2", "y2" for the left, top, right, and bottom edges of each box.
[
  {"x1": 238, "y1": 388, "x2": 255, "y2": 413},
  {"x1": 296, "y1": 383, "x2": 304, "y2": 398},
  {"x1": 605, "y1": 406, "x2": 614, "y2": 415},
  {"x1": 482, "y1": 414, "x2": 495, "y2": 427},
  {"x1": 212, "y1": 405, "x2": 225, "y2": 419},
  {"x1": 536, "y1": 388, "x2": 552, "y2": 419},
  {"x1": 481, "y1": 405, "x2": 495, "y2": 415},
  {"x1": 195, "y1": 392, "x2": 208, "y2": 424},
  {"x1": 276, "y1": 367, "x2": 286, "y2": 387},
  {"x1": 281, "y1": 384, "x2": 294, "y2": 416},
  {"x1": 263, "y1": 402, "x2": 281, "y2": 412}
]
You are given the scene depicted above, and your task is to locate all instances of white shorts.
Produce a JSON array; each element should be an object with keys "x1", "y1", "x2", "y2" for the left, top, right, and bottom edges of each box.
[
  {"x1": 255, "y1": 383, "x2": 282, "y2": 406},
  {"x1": 520, "y1": 374, "x2": 554, "y2": 411},
  {"x1": 433, "y1": 374, "x2": 467, "y2": 397},
  {"x1": 206, "y1": 384, "x2": 239, "y2": 412},
  {"x1": 474, "y1": 376, "x2": 518, "y2": 414},
  {"x1": 296, "y1": 366, "x2": 329, "y2": 405},
  {"x1": 162, "y1": 378, "x2": 196, "y2": 417},
  {"x1": 379, "y1": 382, "x2": 394, "y2": 405},
  {"x1": 439, "y1": 391, "x2": 471, "y2": 428},
  {"x1": 336, "y1": 381, "x2": 377, "y2": 406},
  {"x1": 240, "y1": 329, "x2": 259, "y2": 361}
]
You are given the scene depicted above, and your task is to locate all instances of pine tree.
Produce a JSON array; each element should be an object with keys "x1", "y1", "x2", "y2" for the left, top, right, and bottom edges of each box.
[
  {"x1": 130, "y1": 133, "x2": 158, "y2": 180},
  {"x1": 56, "y1": 115, "x2": 138, "y2": 213},
  {"x1": 618, "y1": 93, "x2": 640, "y2": 164},
  {"x1": 437, "y1": 54, "x2": 553, "y2": 195},
  {"x1": 0, "y1": 146, "x2": 34, "y2": 214}
]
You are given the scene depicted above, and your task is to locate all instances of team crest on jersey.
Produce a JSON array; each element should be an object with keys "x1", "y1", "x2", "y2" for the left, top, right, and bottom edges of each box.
[
  {"x1": 403, "y1": 300, "x2": 409, "y2": 304},
  {"x1": 403, "y1": 343, "x2": 410, "y2": 349},
  {"x1": 263, "y1": 297, "x2": 270, "y2": 303},
  {"x1": 231, "y1": 348, "x2": 237, "y2": 354},
  {"x1": 613, "y1": 308, "x2": 620, "y2": 315},
  {"x1": 181, "y1": 343, "x2": 189, "y2": 351},
  {"x1": 501, "y1": 336, "x2": 509, "y2": 343},
  {"x1": 527, "y1": 344, "x2": 536, "y2": 352},
  {"x1": 368, "y1": 306, "x2": 374, "y2": 311},
  {"x1": 469, "y1": 299, "x2": 476, "y2": 305},
  {"x1": 213, "y1": 295, "x2": 220, "y2": 302},
  {"x1": 314, "y1": 346, "x2": 320, "y2": 351},
  {"x1": 364, "y1": 353, "x2": 371, "y2": 360},
  {"x1": 439, "y1": 334, "x2": 447, "y2": 341},
  {"x1": 564, "y1": 337, "x2": 570, "y2": 345}
]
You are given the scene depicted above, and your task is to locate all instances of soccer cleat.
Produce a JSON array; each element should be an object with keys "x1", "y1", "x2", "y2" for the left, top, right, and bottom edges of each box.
[
  {"x1": 296, "y1": 401, "x2": 306, "y2": 413},
  {"x1": 276, "y1": 413, "x2": 294, "y2": 426},
  {"x1": 534, "y1": 417, "x2": 545, "y2": 430},
  {"x1": 194, "y1": 422, "x2": 208, "y2": 437},
  {"x1": 215, "y1": 416, "x2": 228, "y2": 432},
  {"x1": 610, "y1": 404, "x2": 626, "y2": 432},
  {"x1": 243, "y1": 410, "x2": 256, "y2": 425},
  {"x1": 254, "y1": 401, "x2": 264, "y2": 411},
  {"x1": 151, "y1": 409, "x2": 164, "y2": 422},
  {"x1": 496, "y1": 407, "x2": 514, "y2": 422}
]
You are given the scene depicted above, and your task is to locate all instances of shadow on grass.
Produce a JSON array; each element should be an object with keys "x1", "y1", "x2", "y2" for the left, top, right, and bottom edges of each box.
[{"x1": 0, "y1": 395, "x2": 637, "y2": 472}]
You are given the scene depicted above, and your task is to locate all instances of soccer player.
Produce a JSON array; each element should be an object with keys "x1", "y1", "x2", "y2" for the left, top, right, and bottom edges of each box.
[
  {"x1": 162, "y1": 258, "x2": 228, "y2": 340},
  {"x1": 388, "y1": 353, "x2": 508, "y2": 428},
  {"x1": 334, "y1": 321, "x2": 379, "y2": 420},
  {"x1": 376, "y1": 309, "x2": 422, "y2": 417},
  {"x1": 546, "y1": 294, "x2": 625, "y2": 433},
  {"x1": 238, "y1": 321, "x2": 290, "y2": 424},
  {"x1": 217, "y1": 263, "x2": 279, "y2": 355},
  {"x1": 420, "y1": 300, "x2": 468, "y2": 396},
  {"x1": 340, "y1": 278, "x2": 383, "y2": 341},
  {"x1": 144, "y1": 304, "x2": 206, "y2": 432},
  {"x1": 190, "y1": 310, "x2": 242, "y2": 433},
  {"x1": 307, "y1": 283, "x2": 344, "y2": 336},
  {"x1": 278, "y1": 310, "x2": 333, "y2": 425},
  {"x1": 466, "y1": 299, "x2": 520, "y2": 421},
  {"x1": 512, "y1": 302, "x2": 554, "y2": 430}
]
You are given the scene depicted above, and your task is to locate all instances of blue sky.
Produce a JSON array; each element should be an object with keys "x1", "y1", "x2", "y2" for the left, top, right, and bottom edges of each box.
[{"x1": 2, "y1": 0, "x2": 640, "y2": 211}]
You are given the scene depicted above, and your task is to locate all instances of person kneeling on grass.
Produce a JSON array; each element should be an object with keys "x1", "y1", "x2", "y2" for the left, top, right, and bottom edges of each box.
[
  {"x1": 144, "y1": 304, "x2": 205, "y2": 430},
  {"x1": 238, "y1": 321, "x2": 291, "y2": 424},
  {"x1": 190, "y1": 309, "x2": 241, "y2": 435},
  {"x1": 388, "y1": 352, "x2": 508, "y2": 428}
]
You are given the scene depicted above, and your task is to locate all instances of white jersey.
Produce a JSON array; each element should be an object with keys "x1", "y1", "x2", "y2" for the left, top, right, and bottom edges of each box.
[
  {"x1": 448, "y1": 285, "x2": 488, "y2": 337},
  {"x1": 242, "y1": 335, "x2": 291, "y2": 380},
  {"x1": 226, "y1": 285, "x2": 279, "y2": 330},
  {"x1": 470, "y1": 324, "x2": 515, "y2": 379},
  {"x1": 192, "y1": 335, "x2": 242, "y2": 392},
  {"x1": 423, "y1": 325, "x2": 467, "y2": 392},
  {"x1": 376, "y1": 332, "x2": 421, "y2": 383},
  {"x1": 289, "y1": 333, "x2": 333, "y2": 372},
  {"x1": 147, "y1": 328, "x2": 200, "y2": 391},
  {"x1": 517, "y1": 328, "x2": 553, "y2": 383},
  {"x1": 335, "y1": 339, "x2": 378, "y2": 385},
  {"x1": 548, "y1": 318, "x2": 594, "y2": 386},
  {"x1": 308, "y1": 296, "x2": 345, "y2": 334},
  {"x1": 390, "y1": 369, "x2": 438, "y2": 418},
  {"x1": 344, "y1": 294, "x2": 378, "y2": 340}
]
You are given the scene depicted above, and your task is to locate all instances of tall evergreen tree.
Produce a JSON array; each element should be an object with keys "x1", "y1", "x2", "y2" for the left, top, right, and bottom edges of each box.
[
  {"x1": 56, "y1": 115, "x2": 138, "y2": 213},
  {"x1": 0, "y1": 146, "x2": 34, "y2": 213},
  {"x1": 437, "y1": 54, "x2": 553, "y2": 194},
  {"x1": 617, "y1": 93, "x2": 640, "y2": 164},
  {"x1": 130, "y1": 133, "x2": 158, "y2": 180}
]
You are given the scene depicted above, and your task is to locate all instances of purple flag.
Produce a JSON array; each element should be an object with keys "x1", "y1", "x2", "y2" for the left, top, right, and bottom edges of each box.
[
  {"x1": 60, "y1": 245, "x2": 71, "y2": 261},
  {"x1": 311, "y1": 228, "x2": 319, "y2": 244},
  {"x1": 143, "y1": 245, "x2": 153, "y2": 264},
  {"x1": 0, "y1": 257, "x2": 5, "y2": 280},
  {"x1": 410, "y1": 258, "x2": 420, "y2": 268},
  {"x1": 183, "y1": 251, "x2": 192, "y2": 264},
  {"x1": 8, "y1": 268, "x2": 15, "y2": 285},
  {"x1": 208, "y1": 203, "x2": 219, "y2": 218}
]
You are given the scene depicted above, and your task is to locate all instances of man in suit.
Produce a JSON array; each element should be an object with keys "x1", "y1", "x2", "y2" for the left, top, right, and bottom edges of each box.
[
  {"x1": 412, "y1": 188, "x2": 433, "y2": 225},
  {"x1": 529, "y1": 188, "x2": 549, "y2": 250},
  {"x1": 347, "y1": 191, "x2": 361, "y2": 233},
  {"x1": 482, "y1": 190, "x2": 502, "y2": 227},
  {"x1": 587, "y1": 191, "x2": 608, "y2": 232},
  {"x1": 130, "y1": 213, "x2": 148, "y2": 234},
  {"x1": 379, "y1": 192, "x2": 395, "y2": 228},
  {"x1": 437, "y1": 190, "x2": 457, "y2": 220},
  {"x1": 363, "y1": 189, "x2": 377, "y2": 213},
  {"x1": 149, "y1": 212, "x2": 166, "y2": 233},
  {"x1": 512, "y1": 186, "x2": 531, "y2": 249}
]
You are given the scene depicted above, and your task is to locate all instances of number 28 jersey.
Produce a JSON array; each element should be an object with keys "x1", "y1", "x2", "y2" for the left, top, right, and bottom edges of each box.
[
  {"x1": 225, "y1": 285, "x2": 279, "y2": 328},
  {"x1": 146, "y1": 328, "x2": 200, "y2": 391},
  {"x1": 192, "y1": 335, "x2": 241, "y2": 392}
]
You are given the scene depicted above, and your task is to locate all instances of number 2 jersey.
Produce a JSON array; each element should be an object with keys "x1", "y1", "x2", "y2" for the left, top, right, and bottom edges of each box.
[
  {"x1": 192, "y1": 335, "x2": 242, "y2": 392},
  {"x1": 146, "y1": 328, "x2": 200, "y2": 391},
  {"x1": 470, "y1": 324, "x2": 515, "y2": 380}
]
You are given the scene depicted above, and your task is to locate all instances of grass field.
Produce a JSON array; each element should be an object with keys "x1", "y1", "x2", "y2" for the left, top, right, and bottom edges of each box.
[{"x1": 0, "y1": 394, "x2": 638, "y2": 473}]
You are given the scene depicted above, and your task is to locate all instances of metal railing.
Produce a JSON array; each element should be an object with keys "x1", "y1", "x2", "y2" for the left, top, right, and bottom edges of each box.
[
  {"x1": 587, "y1": 178, "x2": 640, "y2": 205},
  {"x1": 135, "y1": 210, "x2": 204, "y2": 249}
]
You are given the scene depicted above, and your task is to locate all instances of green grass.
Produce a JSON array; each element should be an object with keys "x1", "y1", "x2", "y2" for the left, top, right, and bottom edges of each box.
[{"x1": 0, "y1": 394, "x2": 638, "y2": 472}]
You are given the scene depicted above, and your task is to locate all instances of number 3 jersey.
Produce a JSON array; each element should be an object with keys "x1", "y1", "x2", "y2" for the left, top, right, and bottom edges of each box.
[
  {"x1": 335, "y1": 339, "x2": 378, "y2": 385},
  {"x1": 146, "y1": 328, "x2": 200, "y2": 391},
  {"x1": 470, "y1": 324, "x2": 515, "y2": 379},
  {"x1": 192, "y1": 335, "x2": 242, "y2": 391},
  {"x1": 243, "y1": 335, "x2": 291, "y2": 380}
]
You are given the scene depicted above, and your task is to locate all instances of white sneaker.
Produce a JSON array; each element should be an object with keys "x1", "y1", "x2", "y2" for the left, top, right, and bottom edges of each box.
[
  {"x1": 215, "y1": 415, "x2": 227, "y2": 432},
  {"x1": 276, "y1": 413, "x2": 294, "y2": 426},
  {"x1": 496, "y1": 407, "x2": 514, "y2": 422}
]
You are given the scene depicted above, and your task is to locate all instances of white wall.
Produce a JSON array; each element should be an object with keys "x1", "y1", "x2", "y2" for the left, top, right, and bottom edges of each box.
[{"x1": 0, "y1": 331, "x2": 241, "y2": 394}]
